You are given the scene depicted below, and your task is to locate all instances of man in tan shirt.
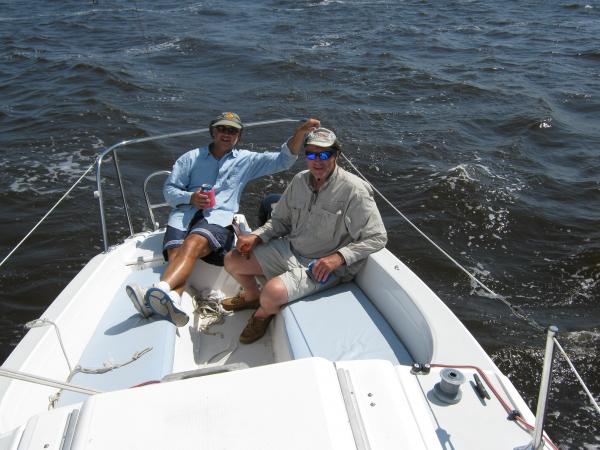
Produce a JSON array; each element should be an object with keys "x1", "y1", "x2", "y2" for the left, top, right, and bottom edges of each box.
[{"x1": 223, "y1": 127, "x2": 387, "y2": 343}]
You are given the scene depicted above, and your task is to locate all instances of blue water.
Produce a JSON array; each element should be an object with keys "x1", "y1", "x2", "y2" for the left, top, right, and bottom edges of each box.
[{"x1": 1, "y1": 1, "x2": 599, "y2": 446}]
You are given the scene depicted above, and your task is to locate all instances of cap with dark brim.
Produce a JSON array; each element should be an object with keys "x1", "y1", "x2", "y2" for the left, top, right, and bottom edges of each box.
[{"x1": 212, "y1": 112, "x2": 243, "y2": 129}]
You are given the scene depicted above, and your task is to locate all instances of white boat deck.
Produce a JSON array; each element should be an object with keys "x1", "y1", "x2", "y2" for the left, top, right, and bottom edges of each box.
[{"x1": 0, "y1": 229, "x2": 550, "y2": 449}]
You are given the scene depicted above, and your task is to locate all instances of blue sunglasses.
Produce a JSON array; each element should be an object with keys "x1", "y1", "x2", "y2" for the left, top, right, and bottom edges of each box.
[{"x1": 305, "y1": 150, "x2": 336, "y2": 161}]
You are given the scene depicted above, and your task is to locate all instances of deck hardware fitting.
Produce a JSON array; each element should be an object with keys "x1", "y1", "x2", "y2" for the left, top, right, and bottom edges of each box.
[
  {"x1": 432, "y1": 368, "x2": 466, "y2": 405},
  {"x1": 507, "y1": 410, "x2": 522, "y2": 421},
  {"x1": 473, "y1": 373, "x2": 491, "y2": 400},
  {"x1": 410, "y1": 363, "x2": 431, "y2": 375}
]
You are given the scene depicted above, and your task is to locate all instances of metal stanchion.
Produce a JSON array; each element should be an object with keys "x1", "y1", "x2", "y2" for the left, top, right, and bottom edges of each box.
[{"x1": 531, "y1": 325, "x2": 558, "y2": 449}]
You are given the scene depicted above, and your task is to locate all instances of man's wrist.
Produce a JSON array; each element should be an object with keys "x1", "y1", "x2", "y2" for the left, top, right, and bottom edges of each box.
[{"x1": 336, "y1": 251, "x2": 346, "y2": 266}]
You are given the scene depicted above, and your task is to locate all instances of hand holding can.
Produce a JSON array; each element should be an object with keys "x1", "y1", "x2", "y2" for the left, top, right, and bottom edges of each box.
[
  {"x1": 200, "y1": 184, "x2": 216, "y2": 208},
  {"x1": 306, "y1": 259, "x2": 334, "y2": 284}
]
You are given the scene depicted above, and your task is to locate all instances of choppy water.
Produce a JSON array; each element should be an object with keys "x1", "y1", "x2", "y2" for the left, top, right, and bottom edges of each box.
[{"x1": 1, "y1": 0, "x2": 599, "y2": 447}]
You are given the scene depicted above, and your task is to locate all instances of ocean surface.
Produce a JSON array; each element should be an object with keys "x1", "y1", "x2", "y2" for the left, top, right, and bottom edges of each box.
[{"x1": 0, "y1": 0, "x2": 598, "y2": 446}]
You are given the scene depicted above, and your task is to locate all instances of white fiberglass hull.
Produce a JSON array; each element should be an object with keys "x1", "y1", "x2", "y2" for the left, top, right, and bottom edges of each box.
[{"x1": 0, "y1": 229, "x2": 547, "y2": 449}]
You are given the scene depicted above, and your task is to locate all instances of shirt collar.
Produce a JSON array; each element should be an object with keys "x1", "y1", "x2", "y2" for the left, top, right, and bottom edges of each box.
[{"x1": 201, "y1": 145, "x2": 239, "y2": 159}]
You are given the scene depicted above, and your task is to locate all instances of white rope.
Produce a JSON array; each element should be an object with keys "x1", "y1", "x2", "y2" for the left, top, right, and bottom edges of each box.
[
  {"x1": 0, "y1": 159, "x2": 97, "y2": 270},
  {"x1": 340, "y1": 153, "x2": 544, "y2": 331},
  {"x1": 73, "y1": 347, "x2": 152, "y2": 375},
  {"x1": 191, "y1": 289, "x2": 238, "y2": 363},
  {"x1": 192, "y1": 289, "x2": 233, "y2": 336},
  {"x1": 553, "y1": 337, "x2": 600, "y2": 416}
]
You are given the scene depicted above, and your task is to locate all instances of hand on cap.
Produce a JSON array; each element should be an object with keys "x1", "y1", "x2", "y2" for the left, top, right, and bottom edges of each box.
[
  {"x1": 299, "y1": 118, "x2": 321, "y2": 133},
  {"x1": 287, "y1": 117, "x2": 321, "y2": 155}
]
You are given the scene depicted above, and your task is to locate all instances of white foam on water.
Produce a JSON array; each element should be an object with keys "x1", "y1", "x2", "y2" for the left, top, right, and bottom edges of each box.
[
  {"x1": 446, "y1": 162, "x2": 510, "y2": 183},
  {"x1": 309, "y1": 0, "x2": 346, "y2": 6},
  {"x1": 441, "y1": 162, "x2": 524, "y2": 249},
  {"x1": 125, "y1": 38, "x2": 182, "y2": 55},
  {"x1": 6, "y1": 149, "x2": 94, "y2": 195},
  {"x1": 466, "y1": 264, "x2": 501, "y2": 299},
  {"x1": 311, "y1": 41, "x2": 332, "y2": 49},
  {"x1": 557, "y1": 263, "x2": 600, "y2": 306}
]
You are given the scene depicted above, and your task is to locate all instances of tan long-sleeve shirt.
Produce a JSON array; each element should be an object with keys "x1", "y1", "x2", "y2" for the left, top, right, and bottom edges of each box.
[{"x1": 253, "y1": 166, "x2": 388, "y2": 280}]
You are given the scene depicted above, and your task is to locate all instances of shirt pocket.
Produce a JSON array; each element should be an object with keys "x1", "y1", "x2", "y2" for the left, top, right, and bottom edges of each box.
[
  {"x1": 215, "y1": 172, "x2": 240, "y2": 192},
  {"x1": 321, "y1": 201, "x2": 345, "y2": 217},
  {"x1": 311, "y1": 203, "x2": 344, "y2": 238},
  {"x1": 288, "y1": 198, "x2": 306, "y2": 230}
]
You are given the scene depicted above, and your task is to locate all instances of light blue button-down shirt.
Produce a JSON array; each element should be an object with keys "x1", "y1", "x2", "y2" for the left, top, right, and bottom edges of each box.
[{"x1": 164, "y1": 143, "x2": 297, "y2": 230}]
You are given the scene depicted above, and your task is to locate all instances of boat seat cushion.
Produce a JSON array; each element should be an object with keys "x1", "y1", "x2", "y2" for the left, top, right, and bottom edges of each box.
[
  {"x1": 281, "y1": 282, "x2": 413, "y2": 365},
  {"x1": 58, "y1": 266, "x2": 175, "y2": 406}
]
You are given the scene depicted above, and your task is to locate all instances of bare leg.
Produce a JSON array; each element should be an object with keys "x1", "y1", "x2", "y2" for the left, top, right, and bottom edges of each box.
[
  {"x1": 165, "y1": 248, "x2": 184, "y2": 295},
  {"x1": 223, "y1": 249, "x2": 263, "y2": 301},
  {"x1": 254, "y1": 277, "x2": 288, "y2": 318},
  {"x1": 161, "y1": 234, "x2": 211, "y2": 292},
  {"x1": 237, "y1": 276, "x2": 289, "y2": 344},
  {"x1": 167, "y1": 247, "x2": 180, "y2": 261}
]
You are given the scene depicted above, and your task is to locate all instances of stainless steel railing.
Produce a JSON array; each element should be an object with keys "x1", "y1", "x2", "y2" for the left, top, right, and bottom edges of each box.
[
  {"x1": 94, "y1": 118, "x2": 299, "y2": 251},
  {"x1": 144, "y1": 170, "x2": 171, "y2": 231},
  {"x1": 530, "y1": 326, "x2": 559, "y2": 450}
]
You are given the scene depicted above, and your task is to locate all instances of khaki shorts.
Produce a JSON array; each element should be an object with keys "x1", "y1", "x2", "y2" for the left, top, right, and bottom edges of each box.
[{"x1": 253, "y1": 238, "x2": 339, "y2": 302}]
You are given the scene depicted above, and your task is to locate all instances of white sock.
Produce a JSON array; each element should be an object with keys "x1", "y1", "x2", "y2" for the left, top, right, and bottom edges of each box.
[
  {"x1": 156, "y1": 281, "x2": 171, "y2": 292},
  {"x1": 155, "y1": 281, "x2": 181, "y2": 306},
  {"x1": 168, "y1": 290, "x2": 182, "y2": 306}
]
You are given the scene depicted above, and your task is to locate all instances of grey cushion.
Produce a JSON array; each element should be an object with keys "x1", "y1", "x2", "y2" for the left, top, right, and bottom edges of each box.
[{"x1": 281, "y1": 282, "x2": 413, "y2": 365}]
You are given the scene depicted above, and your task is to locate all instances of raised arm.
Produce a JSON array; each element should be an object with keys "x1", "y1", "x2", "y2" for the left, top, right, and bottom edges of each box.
[
  {"x1": 244, "y1": 118, "x2": 322, "y2": 182},
  {"x1": 286, "y1": 118, "x2": 321, "y2": 154}
]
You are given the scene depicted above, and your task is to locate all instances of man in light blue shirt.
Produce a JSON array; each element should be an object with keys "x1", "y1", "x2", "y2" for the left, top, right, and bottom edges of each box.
[{"x1": 126, "y1": 112, "x2": 321, "y2": 327}]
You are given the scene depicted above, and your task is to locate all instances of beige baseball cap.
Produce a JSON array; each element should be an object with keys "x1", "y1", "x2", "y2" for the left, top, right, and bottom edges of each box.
[
  {"x1": 305, "y1": 127, "x2": 337, "y2": 148},
  {"x1": 211, "y1": 112, "x2": 243, "y2": 129}
]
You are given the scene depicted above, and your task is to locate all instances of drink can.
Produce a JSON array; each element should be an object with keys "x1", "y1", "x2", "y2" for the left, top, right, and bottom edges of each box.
[
  {"x1": 306, "y1": 259, "x2": 334, "y2": 284},
  {"x1": 200, "y1": 184, "x2": 216, "y2": 208}
]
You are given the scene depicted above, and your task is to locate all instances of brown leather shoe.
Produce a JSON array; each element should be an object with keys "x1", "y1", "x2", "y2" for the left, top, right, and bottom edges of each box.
[
  {"x1": 222, "y1": 293, "x2": 260, "y2": 312},
  {"x1": 239, "y1": 313, "x2": 273, "y2": 344}
]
